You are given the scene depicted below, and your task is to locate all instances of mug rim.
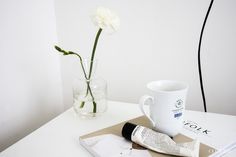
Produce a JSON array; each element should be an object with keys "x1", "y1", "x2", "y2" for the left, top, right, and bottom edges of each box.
[{"x1": 147, "y1": 80, "x2": 188, "y2": 93}]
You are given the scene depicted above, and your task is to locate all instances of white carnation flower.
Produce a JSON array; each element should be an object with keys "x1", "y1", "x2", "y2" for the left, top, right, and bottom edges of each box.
[{"x1": 92, "y1": 7, "x2": 120, "y2": 32}]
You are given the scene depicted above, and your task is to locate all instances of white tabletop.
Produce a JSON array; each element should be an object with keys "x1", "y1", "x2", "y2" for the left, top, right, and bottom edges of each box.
[{"x1": 1, "y1": 101, "x2": 236, "y2": 157}]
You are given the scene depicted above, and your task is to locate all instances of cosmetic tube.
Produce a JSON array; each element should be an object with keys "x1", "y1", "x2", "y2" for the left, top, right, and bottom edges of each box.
[{"x1": 122, "y1": 122, "x2": 199, "y2": 157}]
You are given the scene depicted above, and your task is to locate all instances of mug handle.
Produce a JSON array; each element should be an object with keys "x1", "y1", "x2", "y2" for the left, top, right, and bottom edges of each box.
[{"x1": 139, "y1": 95, "x2": 155, "y2": 126}]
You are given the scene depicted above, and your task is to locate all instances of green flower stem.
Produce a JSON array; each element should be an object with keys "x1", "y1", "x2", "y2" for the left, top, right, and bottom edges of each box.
[
  {"x1": 87, "y1": 83, "x2": 97, "y2": 113},
  {"x1": 85, "y1": 81, "x2": 90, "y2": 96},
  {"x1": 55, "y1": 27, "x2": 103, "y2": 114},
  {"x1": 68, "y1": 52, "x2": 88, "y2": 80},
  {"x1": 54, "y1": 46, "x2": 88, "y2": 80},
  {"x1": 69, "y1": 52, "x2": 97, "y2": 112},
  {"x1": 80, "y1": 83, "x2": 96, "y2": 111},
  {"x1": 88, "y1": 28, "x2": 102, "y2": 79},
  {"x1": 92, "y1": 101, "x2": 97, "y2": 114},
  {"x1": 54, "y1": 45, "x2": 97, "y2": 112},
  {"x1": 85, "y1": 28, "x2": 103, "y2": 99},
  {"x1": 80, "y1": 101, "x2": 85, "y2": 108}
]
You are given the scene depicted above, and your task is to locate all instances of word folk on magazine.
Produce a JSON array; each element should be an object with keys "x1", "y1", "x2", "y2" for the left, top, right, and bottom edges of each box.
[{"x1": 183, "y1": 120, "x2": 211, "y2": 135}]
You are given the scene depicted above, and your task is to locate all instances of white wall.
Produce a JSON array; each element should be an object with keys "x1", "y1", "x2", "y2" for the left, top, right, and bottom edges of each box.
[
  {"x1": 55, "y1": 0, "x2": 236, "y2": 115},
  {"x1": 0, "y1": 0, "x2": 64, "y2": 152}
]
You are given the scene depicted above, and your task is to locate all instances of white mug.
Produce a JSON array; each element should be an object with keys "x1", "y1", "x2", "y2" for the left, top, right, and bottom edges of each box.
[{"x1": 139, "y1": 80, "x2": 188, "y2": 137}]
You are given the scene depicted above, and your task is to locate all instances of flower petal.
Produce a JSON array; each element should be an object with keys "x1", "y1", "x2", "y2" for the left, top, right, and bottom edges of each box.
[{"x1": 92, "y1": 7, "x2": 120, "y2": 33}]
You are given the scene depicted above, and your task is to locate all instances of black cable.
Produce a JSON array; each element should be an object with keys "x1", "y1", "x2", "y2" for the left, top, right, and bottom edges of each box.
[{"x1": 198, "y1": 0, "x2": 214, "y2": 112}]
